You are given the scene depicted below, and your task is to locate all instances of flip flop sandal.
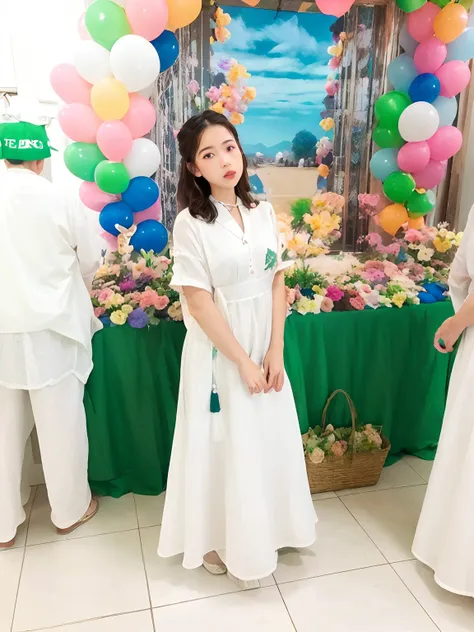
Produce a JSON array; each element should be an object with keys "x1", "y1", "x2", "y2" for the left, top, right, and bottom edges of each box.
[
  {"x1": 0, "y1": 537, "x2": 16, "y2": 549},
  {"x1": 56, "y1": 498, "x2": 100, "y2": 536}
]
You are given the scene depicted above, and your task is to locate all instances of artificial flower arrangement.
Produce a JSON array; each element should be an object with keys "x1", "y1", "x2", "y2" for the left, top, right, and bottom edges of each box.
[
  {"x1": 210, "y1": 6, "x2": 232, "y2": 45},
  {"x1": 207, "y1": 57, "x2": 257, "y2": 125},
  {"x1": 303, "y1": 422, "x2": 383, "y2": 465},
  {"x1": 91, "y1": 249, "x2": 183, "y2": 328}
]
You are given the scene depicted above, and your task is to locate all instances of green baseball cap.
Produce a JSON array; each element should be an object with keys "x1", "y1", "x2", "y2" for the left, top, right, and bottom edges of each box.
[{"x1": 0, "y1": 121, "x2": 57, "y2": 161}]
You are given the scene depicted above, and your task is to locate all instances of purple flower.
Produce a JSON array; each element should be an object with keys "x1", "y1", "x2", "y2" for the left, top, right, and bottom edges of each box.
[
  {"x1": 135, "y1": 274, "x2": 153, "y2": 290},
  {"x1": 119, "y1": 277, "x2": 137, "y2": 292},
  {"x1": 218, "y1": 57, "x2": 234, "y2": 72},
  {"x1": 128, "y1": 308, "x2": 149, "y2": 329}
]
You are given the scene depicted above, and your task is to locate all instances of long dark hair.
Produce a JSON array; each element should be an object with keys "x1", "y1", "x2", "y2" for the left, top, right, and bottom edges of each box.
[{"x1": 177, "y1": 110, "x2": 255, "y2": 223}]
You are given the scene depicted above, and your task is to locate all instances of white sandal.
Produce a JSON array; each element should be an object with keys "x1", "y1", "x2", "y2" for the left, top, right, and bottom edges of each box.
[
  {"x1": 227, "y1": 571, "x2": 260, "y2": 590},
  {"x1": 203, "y1": 552, "x2": 227, "y2": 575}
]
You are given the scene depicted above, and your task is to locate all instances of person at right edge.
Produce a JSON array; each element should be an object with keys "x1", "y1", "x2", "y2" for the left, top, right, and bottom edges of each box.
[{"x1": 413, "y1": 206, "x2": 474, "y2": 597}]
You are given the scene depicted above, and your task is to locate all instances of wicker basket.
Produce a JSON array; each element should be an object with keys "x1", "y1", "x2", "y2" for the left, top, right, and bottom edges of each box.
[{"x1": 305, "y1": 390, "x2": 391, "y2": 494}]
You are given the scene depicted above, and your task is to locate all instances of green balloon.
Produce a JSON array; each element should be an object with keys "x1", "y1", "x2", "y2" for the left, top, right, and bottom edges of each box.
[
  {"x1": 64, "y1": 143, "x2": 105, "y2": 182},
  {"x1": 430, "y1": 0, "x2": 450, "y2": 7},
  {"x1": 375, "y1": 91, "x2": 411, "y2": 126},
  {"x1": 383, "y1": 172, "x2": 416, "y2": 204},
  {"x1": 373, "y1": 125, "x2": 405, "y2": 149},
  {"x1": 407, "y1": 190, "x2": 436, "y2": 216},
  {"x1": 85, "y1": 0, "x2": 132, "y2": 51},
  {"x1": 396, "y1": 0, "x2": 427, "y2": 13},
  {"x1": 95, "y1": 161, "x2": 130, "y2": 194}
]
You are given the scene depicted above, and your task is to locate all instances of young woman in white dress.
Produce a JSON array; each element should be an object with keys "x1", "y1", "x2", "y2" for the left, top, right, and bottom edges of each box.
[
  {"x1": 157, "y1": 111, "x2": 317, "y2": 587},
  {"x1": 412, "y1": 208, "x2": 474, "y2": 597}
]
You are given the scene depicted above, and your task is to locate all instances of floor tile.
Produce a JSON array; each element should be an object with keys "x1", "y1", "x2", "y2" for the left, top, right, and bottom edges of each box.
[
  {"x1": 0, "y1": 547, "x2": 24, "y2": 632},
  {"x1": 312, "y1": 491, "x2": 337, "y2": 500},
  {"x1": 404, "y1": 456, "x2": 434, "y2": 483},
  {"x1": 394, "y1": 560, "x2": 474, "y2": 632},
  {"x1": 153, "y1": 586, "x2": 295, "y2": 632},
  {"x1": 336, "y1": 459, "x2": 425, "y2": 497},
  {"x1": 13, "y1": 531, "x2": 149, "y2": 631},
  {"x1": 341, "y1": 485, "x2": 426, "y2": 563},
  {"x1": 134, "y1": 493, "x2": 165, "y2": 529},
  {"x1": 280, "y1": 565, "x2": 439, "y2": 632},
  {"x1": 33, "y1": 610, "x2": 154, "y2": 632},
  {"x1": 11, "y1": 486, "x2": 36, "y2": 549},
  {"x1": 27, "y1": 487, "x2": 138, "y2": 546},
  {"x1": 273, "y1": 498, "x2": 385, "y2": 584},
  {"x1": 141, "y1": 526, "x2": 241, "y2": 607}
]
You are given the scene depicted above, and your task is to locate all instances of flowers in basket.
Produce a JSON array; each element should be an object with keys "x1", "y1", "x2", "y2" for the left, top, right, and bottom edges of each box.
[
  {"x1": 91, "y1": 250, "x2": 182, "y2": 328},
  {"x1": 207, "y1": 57, "x2": 256, "y2": 126},
  {"x1": 303, "y1": 423, "x2": 383, "y2": 465}
]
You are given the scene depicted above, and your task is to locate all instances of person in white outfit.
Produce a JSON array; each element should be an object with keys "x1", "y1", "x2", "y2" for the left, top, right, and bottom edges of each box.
[
  {"x1": 413, "y1": 207, "x2": 474, "y2": 597},
  {"x1": 0, "y1": 121, "x2": 101, "y2": 548},
  {"x1": 157, "y1": 111, "x2": 317, "y2": 588}
]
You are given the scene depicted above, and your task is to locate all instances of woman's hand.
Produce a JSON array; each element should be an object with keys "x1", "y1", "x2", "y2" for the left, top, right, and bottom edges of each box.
[
  {"x1": 238, "y1": 356, "x2": 268, "y2": 395},
  {"x1": 434, "y1": 316, "x2": 464, "y2": 353},
  {"x1": 263, "y1": 346, "x2": 285, "y2": 393}
]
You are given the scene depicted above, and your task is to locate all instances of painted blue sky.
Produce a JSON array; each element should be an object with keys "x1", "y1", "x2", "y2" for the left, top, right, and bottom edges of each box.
[{"x1": 212, "y1": 8, "x2": 334, "y2": 152}]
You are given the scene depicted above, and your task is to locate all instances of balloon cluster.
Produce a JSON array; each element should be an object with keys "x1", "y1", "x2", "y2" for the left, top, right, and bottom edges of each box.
[
  {"x1": 370, "y1": 1, "x2": 473, "y2": 236},
  {"x1": 50, "y1": 0, "x2": 202, "y2": 253}
]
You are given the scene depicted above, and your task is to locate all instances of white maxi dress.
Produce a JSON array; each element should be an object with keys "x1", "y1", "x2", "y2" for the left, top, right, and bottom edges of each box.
[
  {"x1": 412, "y1": 207, "x2": 474, "y2": 597},
  {"x1": 158, "y1": 198, "x2": 317, "y2": 580}
]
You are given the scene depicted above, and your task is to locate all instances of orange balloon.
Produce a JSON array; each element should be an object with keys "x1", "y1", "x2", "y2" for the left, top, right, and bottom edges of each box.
[
  {"x1": 166, "y1": 0, "x2": 202, "y2": 30},
  {"x1": 434, "y1": 3, "x2": 468, "y2": 44},
  {"x1": 378, "y1": 203, "x2": 409, "y2": 237},
  {"x1": 407, "y1": 216, "x2": 425, "y2": 230}
]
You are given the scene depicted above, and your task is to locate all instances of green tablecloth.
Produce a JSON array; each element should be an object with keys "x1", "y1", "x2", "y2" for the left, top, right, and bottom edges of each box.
[{"x1": 85, "y1": 302, "x2": 455, "y2": 498}]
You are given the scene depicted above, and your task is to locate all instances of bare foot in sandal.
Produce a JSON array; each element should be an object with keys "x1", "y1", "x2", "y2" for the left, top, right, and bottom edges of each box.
[
  {"x1": 56, "y1": 498, "x2": 99, "y2": 536},
  {"x1": 0, "y1": 537, "x2": 16, "y2": 550}
]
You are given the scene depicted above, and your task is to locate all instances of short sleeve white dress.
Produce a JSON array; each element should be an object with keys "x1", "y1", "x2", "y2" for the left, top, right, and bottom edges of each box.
[
  {"x1": 412, "y1": 207, "x2": 474, "y2": 596},
  {"x1": 157, "y1": 198, "x2": 317, "y2": 581}
]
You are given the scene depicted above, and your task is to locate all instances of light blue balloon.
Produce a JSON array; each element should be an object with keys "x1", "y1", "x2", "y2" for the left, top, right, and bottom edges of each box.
[
  {"x1": 399, "y1": 22, "x2": 417, "y2": 57},
  {"x1": 387, "y1": 54, "x2": 418, "y2": 93},
  {"x1": 369, "y1": 148, "x2": 400, "y2": 182},
  {"x1": 446, "y1": 27, "x2": 474, "y2": 63},
  {"x1": 433, "y1": 96, "x2": 458, "y2": 127}
]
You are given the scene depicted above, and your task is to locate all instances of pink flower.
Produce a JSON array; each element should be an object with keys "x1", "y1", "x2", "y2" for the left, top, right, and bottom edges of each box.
[
  {"x1": 350, "y1": 295, "x2": 366, "y2": 311},
  {"x1": 362, "y1": 268, "x2": 385, "y2": 283},
  {"x1": 139, "y1": 287, "x2": 170, "y2": 311},
  {"x1": 383, "y1": 261, "x2": 400, "y2": 279},
  {"x1": 206, "y1": 86, "x2": 222, "y2": 102},
  {"x1": 326, "y1": 285, "x2": 344, "y2": 301},
  {"x1": 98, "y1": 288, "x2": 114, "y2": 304},
  {"x1": 286, "y1": 287, "x2": 296, "y2": 306},
  {"x1": 364, "y1": 260, "x2": 385, "y2": 270},
  {"x1": 187, "y1": 80, "x2": 200, "y2": 96},
  {"x1": 367, "y1": 232, "x2": 382, "y2": 247},
  {"x1": 94, "y1": 306, "x2": 106, "y2": 318},
  {"x1": 110, "y1": 264, "x2": 121, "y2": 277},
  {"x1": 405, "y1": 229, "x2": 424, "y2": 243},
  {"x1": 331, "y1": 440, "x2": 348, "y2": 457},
  {"x1": 328, "y1": 56, "x2": 340, "y2": 70},
  {"x1": 321, "y1": 297, "x2": 334, "y2": 313},
  {"x1": 377, "y1": 242, "x2": 400, "y2": 257}
]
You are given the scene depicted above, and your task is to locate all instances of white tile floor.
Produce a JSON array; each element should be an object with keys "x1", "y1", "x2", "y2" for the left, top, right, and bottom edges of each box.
[{"x1": 2, "y1": 456, "x2": 474, "y2": 632}]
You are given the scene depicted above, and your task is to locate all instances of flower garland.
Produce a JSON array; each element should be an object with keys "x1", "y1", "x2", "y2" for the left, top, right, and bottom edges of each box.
[
  {"x1": 210, "y1": 4, "x2": 232, "y2": 45},
  {"x1": 206, "y1": 59, "x2": 257, "y2": 125}
]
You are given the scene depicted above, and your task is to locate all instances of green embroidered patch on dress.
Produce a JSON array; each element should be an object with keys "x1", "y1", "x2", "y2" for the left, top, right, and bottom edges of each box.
[{"x1": 264, "y1": 248, "x2": 277, "y2": 271}]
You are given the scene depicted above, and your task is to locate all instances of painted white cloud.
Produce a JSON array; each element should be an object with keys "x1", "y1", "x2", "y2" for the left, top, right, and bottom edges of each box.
[{"x1": 212, "y1": 51, "x2": 329, "y2": 79}]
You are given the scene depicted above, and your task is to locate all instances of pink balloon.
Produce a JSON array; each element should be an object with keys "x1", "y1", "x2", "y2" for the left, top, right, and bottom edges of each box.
[
  {"x1": 58, "y1": 104, "x2": 101, "y2": 143},
  {"x1": 97, "y1": 121, "x2": 133, "y2": 162},
  {"x1": 78, "y1": 12, "x2": 91, "y2": 40},
  {"x1": 436, "y1": 61, "x2": 471, "y2": 97},
  {"x1": 414, "y1": 37, "x2": 447, "y2": 74},
  {"x1": 427, "y1": 126, "x2": 463, "y2": 161},
  {"x1": 126, "y1": 0, "x2": 169, "y2": 41},
  {"x1": 134, "y1": 199, "x2": 162, "y2": 223},
  {"x1": 407, "y1": 3, "x2": 441, "y2": 43},
  {"x1": 50, "y1": 64, "x2": 91, "y2": 105},
  {"x1": 316, "y1": 0, "x2": 355, "y2": 18},
  {"x1": 121, "y1": 94, "x2": 156, "y2": 139},
  {"x1": 397, "y1": 141, "x2": 431, "y2": 173},
  {"x1": 414, "y1": 160, "x2": 447, "y2": 189},
  {"x1": 80, "y1": 182, "x2": 120, "y2": 212}
]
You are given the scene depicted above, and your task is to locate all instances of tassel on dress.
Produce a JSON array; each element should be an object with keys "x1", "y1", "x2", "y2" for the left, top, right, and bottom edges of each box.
[{"x1": 210, "y1": 346, "x2": 220, "y2": 413}]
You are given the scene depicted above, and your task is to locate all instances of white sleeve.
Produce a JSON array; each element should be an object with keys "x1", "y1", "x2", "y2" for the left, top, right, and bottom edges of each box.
[
  {"x1": 449, "y1": 207, "x2": 473, "y2": 313},
  {"x1": 268, "y1": 202, "x2": 293, "y2": 273},
  {"x1": 171, "y1": 212, "x2": 213, "y2": 294}
]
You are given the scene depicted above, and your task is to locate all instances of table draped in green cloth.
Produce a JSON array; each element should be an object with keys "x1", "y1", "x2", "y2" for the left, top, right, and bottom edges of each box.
[{"x1": 85, "y1": 302, "x2": 455, "y2": 498}]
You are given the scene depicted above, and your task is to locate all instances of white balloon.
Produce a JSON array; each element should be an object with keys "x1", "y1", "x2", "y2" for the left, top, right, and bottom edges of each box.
[
  {"x1": 110, "y1": 35, "x2": 161, "y2": 93},
  {"x1": 398, "y1": 102, "x2": 440, "y2": 142},
  {"x1": 124, "y1": 138, "x2": 161, "y2": 178},
  {"x1": 399, "y1": 21, "x2": 418, "y2": 58},
  {"x1": 139, "y1": 83, "x2": 155, "y2": 100},
  {"x1": 74, "y1": 40, "x2": 111, "y2": 85}
]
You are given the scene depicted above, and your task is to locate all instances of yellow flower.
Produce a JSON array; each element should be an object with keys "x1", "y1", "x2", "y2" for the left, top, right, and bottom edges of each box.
[
  {"x1": 392, "y1": 292, "x2": 407, "y2": 308},
  {"x1": 243, "y1": 86, "x2": 257, "y2": 101},
  {"x1": 228, "y1": 63, "x2": 250, "y2": 85},
  {"x1": 455, "y1": 232, "x2": 463, "y2": 246},
  {"x1": 168, "y1": 301, "x2": 183, "y2": 321},
  {"x1": 433, "y1": 237, "x2": 452, "y2": 253},
  {"x1": 320, "y1": 117, "x2": 335, "y2": 132},
  {"x1": 121, "y1": 304, "x2": 134, "y2": 315},
  {"x1": 287, "y1": 234, "x2": 309, "y2": 257},
  {"x1": 220, "y1": 83, "x2": 232, "y2": 98},
  {"x1": 95, "y1": 265, "x2": 110, "y2": 279},
  {"x1": 445, "y1": 231, "x2": 456, "y2": 241},
  {"x1": 105, "y1": 293, "x2": 125, "y2": 309},
  {"x1": 110, "y1": 309, "x2": 128, "y2": 325},
  {"x1": 328, "y1": 41, "x2": 343, "y2": 57},
  {"x1": 210, "y1": 36, "x2": 215, "y2": 45},
  {"x1": 215, "y1": 7, "x2": 231, "y2": 27},
  {"x1": 307, "y1": 243, "x2": 329, "y2": 257},
  {"x1": 304, "y1": 213, "x2": 322, "y2": 232},
  {"x1": 215, "y1": 26, "x2": 231, "y2": 43},
  {"x1": 317, "y1": 164, "x2": 329, "y2": 178},
  {"x1": 210, "y1": 102, "x2": 225, "y2": 114},
  {"x1": 312, "y1": 285, "x2": 325, "y2": 295},
  {"x1": 229, "y1": 112, "x2": 244, "y2": 125}
]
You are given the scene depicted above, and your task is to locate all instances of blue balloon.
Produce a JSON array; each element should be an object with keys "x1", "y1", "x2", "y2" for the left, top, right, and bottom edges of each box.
[
  {"x1": 433, "y1": 96, "x2": 458, "y2": 126},
  {"x1": 122, "y1": 177, "x2": 160, "y2": 213},
  {"x1": 99, "y1": 202, "x2": 133, "y2": 236},
  {"x1": 131, "y1": 220, "x2": 168, "y2": 253},
  {"x1": 408, "y1": 73, "x2": 440, "y2": 103},
  {"x1": 369, "y1": 148, "x2": 399, "y2": 182},
  {"x1": 388, "y1": 54, "x2": 417, "y2": 93},
  {"x1": 151, "y1": 30, "x2": 180, "y2": 72},
  {"x1": 446, "y1": 27, "x2": 474, "y2": 63}
]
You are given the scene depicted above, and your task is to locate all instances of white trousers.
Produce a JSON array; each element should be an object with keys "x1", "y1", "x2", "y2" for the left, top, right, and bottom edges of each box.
[{"x1": 0, "y1": 375, "x2": 91, "y2": 542}]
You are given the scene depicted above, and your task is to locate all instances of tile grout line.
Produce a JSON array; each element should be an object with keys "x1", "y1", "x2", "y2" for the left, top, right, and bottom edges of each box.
[
  {"x1": 273, "y1": 561, "x2": 390, "y2": 589},
  {"x1": 274, "y1": 582, "x2": 298, "y2": 632},
  {"x1": 401, "y1": 457, "x2": 432, "y2": 484},
  {"x1": 10, "y1": 485, "x2": 38, "y2": 632},
  {"x1": 133, "y1": 495, "x2": 157, "y2": 632},
  {"x1": 14, "y1": 608, "x2": 154, "y2": 632},
  {"x1": 24, "y1": 526, "x2": 141, "y2": 550},
  {"x1": 390, "y1": 563, "x2": 442, "y2": 632}
]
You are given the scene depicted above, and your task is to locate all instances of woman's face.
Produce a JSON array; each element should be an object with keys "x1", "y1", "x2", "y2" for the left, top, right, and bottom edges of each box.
[{"x1": 192, "y1": 124, "x2": 244, "y2": 191}]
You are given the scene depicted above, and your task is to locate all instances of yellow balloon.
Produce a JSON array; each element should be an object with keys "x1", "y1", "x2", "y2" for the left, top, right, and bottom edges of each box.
[
  {"x1": 166, "y1": 0, "x2": 202, "y2": 31},
  {"x1": 434, "y1": 3, "x2": 468, "y2": 44},
  {"x1": 407, "y1": 216, "x2": 425, "y2": 231},
  {"x1": 378, "y1": 204, "x2": 408, "y2": 237},
  {"x1": 91, "y1": 78, "x2": 130, "y2": 121}
]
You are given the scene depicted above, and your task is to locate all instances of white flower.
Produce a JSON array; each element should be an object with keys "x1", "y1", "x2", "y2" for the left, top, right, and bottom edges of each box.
[
  {"x1": 379, "y1": 295, "x2": 393, "y2": 308},
  {"x1": 417, "y1": 246, "x2": 435, "y2": 262},
  {"x1": 308, "y1": 447, "x2": 325, "y2": 464}
]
